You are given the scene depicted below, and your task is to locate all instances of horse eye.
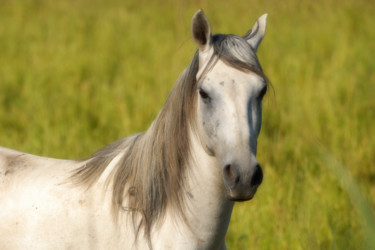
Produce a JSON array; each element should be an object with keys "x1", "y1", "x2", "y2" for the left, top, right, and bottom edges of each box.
[{"x1": 199, "y1": 88, "x2": 210, "y2": 100}]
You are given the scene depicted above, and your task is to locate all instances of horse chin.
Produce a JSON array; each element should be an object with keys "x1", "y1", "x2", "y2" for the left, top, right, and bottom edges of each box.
[{"x1": 227, "y1": 193, "x2": 255, "y2": 202}]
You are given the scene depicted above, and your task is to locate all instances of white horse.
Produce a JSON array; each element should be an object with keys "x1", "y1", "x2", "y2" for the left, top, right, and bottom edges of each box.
[{"x1": 0, "y1": 10, "x2": 268, "y2": 250}]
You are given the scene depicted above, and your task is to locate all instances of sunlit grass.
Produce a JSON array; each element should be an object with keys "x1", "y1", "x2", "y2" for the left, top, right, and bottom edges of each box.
[
  {"x1": 0, "y1": 0, "x2": 374, "y2": 249},
  {"x1": 318, "y1": 145, "x2": 375, "y2": 249}
]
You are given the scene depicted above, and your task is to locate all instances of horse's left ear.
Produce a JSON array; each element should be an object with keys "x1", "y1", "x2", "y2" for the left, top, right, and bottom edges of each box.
[
  {"x1": 244, "y1": 14, "x2": 268, "y2": 52},
  {"x1": 191, "y1": 9, "x2": 212, "y2": 52}
]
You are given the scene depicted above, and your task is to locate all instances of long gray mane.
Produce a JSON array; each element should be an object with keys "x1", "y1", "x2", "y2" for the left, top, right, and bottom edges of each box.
[{"x1": 72, "y1": 33, "x2": 266, "y2": 245}]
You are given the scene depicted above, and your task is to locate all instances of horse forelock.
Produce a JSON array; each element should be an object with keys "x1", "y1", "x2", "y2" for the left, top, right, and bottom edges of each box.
[{"x1": 212, "y1": 34, "x2": 267, "y2": 81}]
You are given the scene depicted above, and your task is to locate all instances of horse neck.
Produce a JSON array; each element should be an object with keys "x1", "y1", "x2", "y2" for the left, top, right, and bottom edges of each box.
[{"x1": 183, "y1": 130, "x2": 235, "y2": 247}]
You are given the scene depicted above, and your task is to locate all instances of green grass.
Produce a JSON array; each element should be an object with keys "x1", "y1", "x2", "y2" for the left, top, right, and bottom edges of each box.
[{"x1": 1, "y1": 0, "x2": 374, "y2": 249}]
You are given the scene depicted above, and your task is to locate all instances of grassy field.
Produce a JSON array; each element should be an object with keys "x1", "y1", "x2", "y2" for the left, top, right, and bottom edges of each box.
[{"x1": 1, "y1": 0, "x2": 374, "y2": 249}]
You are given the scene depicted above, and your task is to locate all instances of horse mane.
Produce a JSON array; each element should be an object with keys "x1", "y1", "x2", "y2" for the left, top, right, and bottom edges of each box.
[{"x1": 71, "y1": 33, "x2": 266, "y2": 247}]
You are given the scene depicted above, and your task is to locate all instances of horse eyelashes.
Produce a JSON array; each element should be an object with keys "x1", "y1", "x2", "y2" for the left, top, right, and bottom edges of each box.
[
  {"x1": 258, "y1": 86, "x2": 267, "y2": 100},
  {"x1": 199, "y1": 88, "x2": 211, "y2": 102}
]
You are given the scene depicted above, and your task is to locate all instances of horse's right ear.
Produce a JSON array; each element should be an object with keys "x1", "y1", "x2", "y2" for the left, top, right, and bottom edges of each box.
[{"x1": 191, "y1": 9, "x2": 212, "y2": 52}]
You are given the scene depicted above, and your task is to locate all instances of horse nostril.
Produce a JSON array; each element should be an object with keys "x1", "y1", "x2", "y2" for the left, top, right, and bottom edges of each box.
[
  {"x1": 251, "y1": 164, "x2": 263, "y2": 187},
  {"x1": 224, "y1": 164, "x2": 240, "y2": 186},
  {"x1": 224, "y1": 164, "x2": 234, "y2": 179}
]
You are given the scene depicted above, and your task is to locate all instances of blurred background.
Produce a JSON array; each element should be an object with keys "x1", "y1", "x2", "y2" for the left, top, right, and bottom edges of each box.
[{"x1": 0, "y1": 0, "x2": 374, "y2": 249}]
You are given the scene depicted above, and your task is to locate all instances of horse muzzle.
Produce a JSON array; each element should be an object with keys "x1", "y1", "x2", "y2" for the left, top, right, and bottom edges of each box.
[{"x1": 223, "y1": 162, "x2": 263, "y2": 201}]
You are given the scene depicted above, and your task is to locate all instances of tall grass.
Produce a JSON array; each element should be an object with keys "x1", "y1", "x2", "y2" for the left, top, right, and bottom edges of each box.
[
  {"x1": 0, "y1": 0, "x2": 374, "y2": 249},
  {"x1": 318, "y1": 145, "x2": 375, "y2": 249}
]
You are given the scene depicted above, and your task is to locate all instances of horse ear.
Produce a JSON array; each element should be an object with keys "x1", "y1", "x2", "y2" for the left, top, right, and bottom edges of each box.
[
  {"x1": 191, "y1": 9, "x2": 212, "y2": 51},
  {"x1": 244, "y1": 14, "x2": 268, "y2": 52}
]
